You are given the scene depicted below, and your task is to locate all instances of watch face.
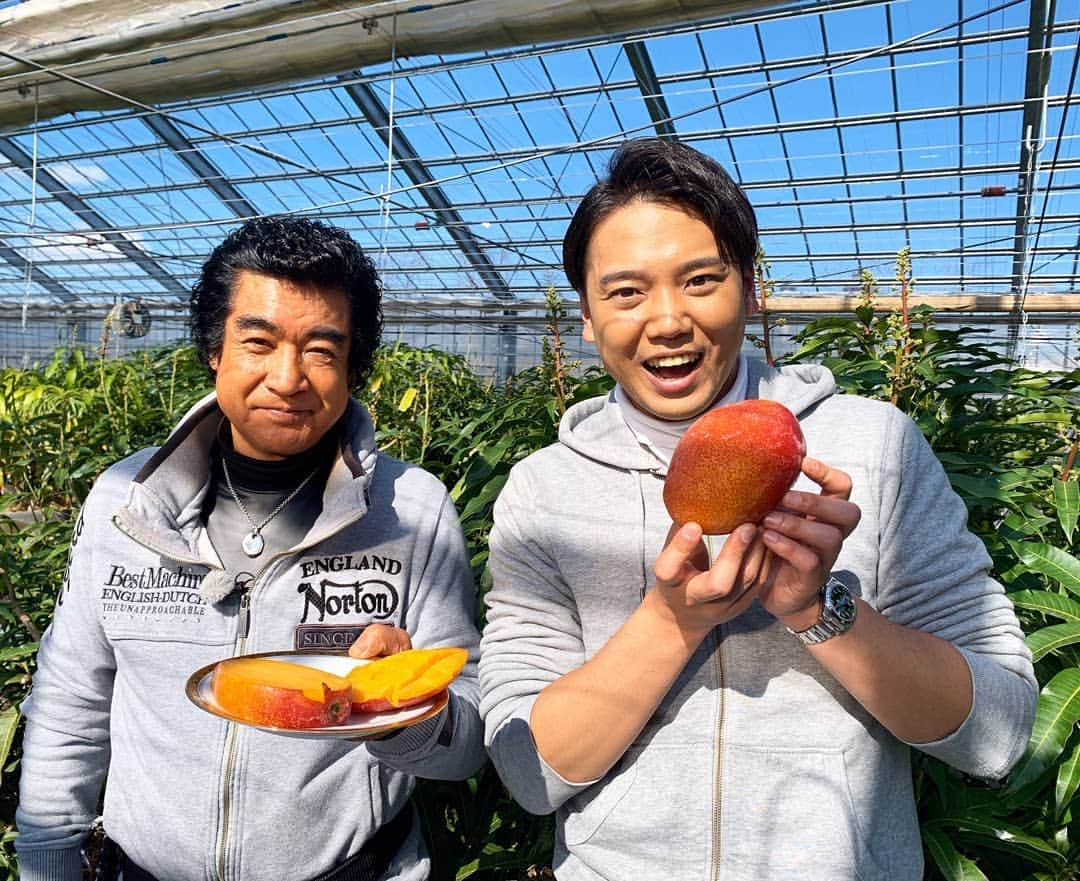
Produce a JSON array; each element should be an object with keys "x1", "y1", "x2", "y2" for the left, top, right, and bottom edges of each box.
[{"x1": 825, "y1": 579, "x2": 857, "y2": 625}]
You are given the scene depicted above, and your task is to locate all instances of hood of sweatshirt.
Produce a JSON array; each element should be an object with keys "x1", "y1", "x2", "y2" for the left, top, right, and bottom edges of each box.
[{"x1": 557, "y1": 357, "x2": 837, "y2": 473}]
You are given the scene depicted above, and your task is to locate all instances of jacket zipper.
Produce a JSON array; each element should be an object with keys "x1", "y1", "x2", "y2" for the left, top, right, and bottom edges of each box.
[
  {"x1": 215, "y1": 582, "x2": 248, "y2": 881},
  {"x1": 114, "y1": 509, "x2": 366, "y2": 881},
  {"x1": 711, "y1": 625, "x2": 725, "y2": 881},
  {"x1": 110, "y1": 513, "x2": 241, "y2": 880},
  {"x1": 214, "y1": 551, "x2": 293, "y2": 881}
]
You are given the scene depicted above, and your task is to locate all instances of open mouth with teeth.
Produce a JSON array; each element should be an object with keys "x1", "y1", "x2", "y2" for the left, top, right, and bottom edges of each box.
[{"x1": 645, "y1": 353, "x2": 702, "y2": 380}]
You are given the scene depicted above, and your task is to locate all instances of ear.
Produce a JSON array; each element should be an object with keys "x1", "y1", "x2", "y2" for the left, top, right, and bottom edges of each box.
[
  {"x1": 742, "y1": 272, "x2": 761, "y2": 318},
  {"x1": 209, "y1": 352, "x2": 220, "y2": 373},
  {"x1": 579, "y1": 293, "x2": 596, "y2": 343}
]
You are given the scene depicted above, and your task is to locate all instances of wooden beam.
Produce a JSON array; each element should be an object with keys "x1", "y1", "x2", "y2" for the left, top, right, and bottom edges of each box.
[{"x1": 763, "y1": 294, "x2": 1076, "y2": 314}]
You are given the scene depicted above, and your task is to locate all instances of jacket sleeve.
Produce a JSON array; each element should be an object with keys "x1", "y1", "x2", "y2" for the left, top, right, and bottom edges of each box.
[
  {"x1": 367, "y1": 486, "x2": 485, "y2": 781},
  {"x1": 15, "y1": 492, "x2": 116, "y2": 881},
  {"x1": 875, "y1": 408, "x2": 1037, "y2": 780},
  {"x1": 478, "y1": 464, "x2": 596, "y2": 815}
]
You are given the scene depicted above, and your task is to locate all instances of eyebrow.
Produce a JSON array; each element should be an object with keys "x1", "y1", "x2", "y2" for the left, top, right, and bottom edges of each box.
[
  {"x1": 597, "y1": 256, "x2": 729, "y2": 287},
  {"x1": 233, "y1": 315, "x2": 349, "y2": 346}
]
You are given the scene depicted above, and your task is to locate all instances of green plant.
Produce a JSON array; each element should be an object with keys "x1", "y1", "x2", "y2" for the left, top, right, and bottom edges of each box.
[
  {"x1": 0, "y1": 344, "x2": 213, "y2": 873},
  {"x1": 787, "y1": 280, "x2": 1080, "y2": 880},
  {"x1": 2, "y1": 286, "x2": 1077, "y2": 880},
  {"x1": 362, "y1": 342, "x2": 489, "y2": 487}
]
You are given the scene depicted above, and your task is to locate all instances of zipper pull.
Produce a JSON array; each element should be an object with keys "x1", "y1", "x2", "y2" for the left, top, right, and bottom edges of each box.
[
  {"x1": 236, "y1": 580, "x2": 253, "y2": 639},
  {"x1": 237, "y1": 591, "x2": 251, "y2": 639}
]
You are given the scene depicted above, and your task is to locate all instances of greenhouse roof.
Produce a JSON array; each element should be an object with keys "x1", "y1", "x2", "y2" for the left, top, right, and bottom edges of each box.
[{"x1": 0, "y1": 0, "x2": 1076, "y2": 339}]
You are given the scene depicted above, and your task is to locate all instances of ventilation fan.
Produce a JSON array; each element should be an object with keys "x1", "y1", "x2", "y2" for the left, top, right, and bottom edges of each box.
[{"x1": 111, "y1": 300, "x2": 152, "y2": 338}]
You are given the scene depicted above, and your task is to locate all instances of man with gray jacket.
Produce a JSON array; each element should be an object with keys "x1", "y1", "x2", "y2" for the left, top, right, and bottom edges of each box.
[
  {"x1": 478, "y1": 138, "x2": 1037, "y2": 880},
  {"x1": 16, "y1": 216, "x2": 485, "y2": 881}
]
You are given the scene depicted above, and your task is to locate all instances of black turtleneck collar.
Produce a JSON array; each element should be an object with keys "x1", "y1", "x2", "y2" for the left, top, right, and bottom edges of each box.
[{"x1": 212, "y1": 418, "x2": 341, "y2": 492}]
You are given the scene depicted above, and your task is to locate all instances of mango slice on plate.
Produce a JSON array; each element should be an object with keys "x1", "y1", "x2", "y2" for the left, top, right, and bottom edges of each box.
[{"x1": 348, "y1": 647, "x2": 467, "y2": 713}]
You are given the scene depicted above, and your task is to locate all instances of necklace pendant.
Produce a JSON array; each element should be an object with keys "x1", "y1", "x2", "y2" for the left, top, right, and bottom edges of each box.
[{"x1": 242, "y1": 531, "x2": 265, "y2": 557}]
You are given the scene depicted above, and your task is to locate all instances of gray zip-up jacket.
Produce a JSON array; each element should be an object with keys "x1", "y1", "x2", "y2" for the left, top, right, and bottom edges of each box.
[
  {"x1": 16, "y1": 394, "x2": 485, "y2": 881},
  {"x1": 479, "y1": 358, "x2": 1037, "y2": 881}
]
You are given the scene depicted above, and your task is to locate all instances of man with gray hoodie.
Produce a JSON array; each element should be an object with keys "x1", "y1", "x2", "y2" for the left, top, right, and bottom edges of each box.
[
  {"x1": 16, "y1": 216, "x2": 485, "y2": 881},
  {"x1": 478, "y1": 138, "x2": 1037, "y2": 880}
]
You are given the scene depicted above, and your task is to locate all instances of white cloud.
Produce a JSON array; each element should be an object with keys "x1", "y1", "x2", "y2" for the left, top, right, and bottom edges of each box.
[{"x1": 48, "y1": 161, "x2": 110, "y2": 187}]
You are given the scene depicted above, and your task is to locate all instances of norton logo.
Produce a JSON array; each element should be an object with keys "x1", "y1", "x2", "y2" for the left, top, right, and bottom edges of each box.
[{"x1": 297, "y1": 578, "x2": 399, "y2": 623}]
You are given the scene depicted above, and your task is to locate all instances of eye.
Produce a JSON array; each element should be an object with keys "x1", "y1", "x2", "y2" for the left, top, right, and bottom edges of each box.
[
  {"x1": 686, "y1": 273, "x2": 721, "y2": 289},
  {"x1": 305, "y1": 346, "x2": 340, "y2": 365},
  {"x1": 604, "y1": 286, "x2": 642, "y2": 303},
  {"x1": 242, "y1": 336, "x2": 274, "y2": 352}
]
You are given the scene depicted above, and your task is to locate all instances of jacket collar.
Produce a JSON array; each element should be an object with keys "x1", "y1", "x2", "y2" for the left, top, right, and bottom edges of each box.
[{"x1": 114, "y1": 393, "x2": 378, "y2": 563}]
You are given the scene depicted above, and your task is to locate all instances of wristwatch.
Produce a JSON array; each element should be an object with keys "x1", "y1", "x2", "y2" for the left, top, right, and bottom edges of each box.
[{"x1": 786, "y1": 576, "x2": 858, "y2": 645}]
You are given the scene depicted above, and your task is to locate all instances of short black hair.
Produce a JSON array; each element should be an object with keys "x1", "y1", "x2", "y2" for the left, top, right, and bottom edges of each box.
[
  {"x1": 189, "y1": 215, "x2": 383, "y2": 389},
  {"x1": 562, "y1": 138, "x2": 758, "y2": 293}
]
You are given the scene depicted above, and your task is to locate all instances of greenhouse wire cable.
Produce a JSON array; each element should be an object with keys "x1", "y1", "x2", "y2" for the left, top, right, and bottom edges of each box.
[
  {"x1": 20, "y1": 82, "x2": 39, "y2": 330},
  {"x1": 502, "y1": 39, "x2": 625, "y2": 290},
  {"x1": 379, "y1": 11, "x2": 400, "y2": 264}
]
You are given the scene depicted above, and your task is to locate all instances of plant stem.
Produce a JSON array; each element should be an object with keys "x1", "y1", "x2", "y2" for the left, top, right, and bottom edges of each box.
[
  {"x1": 1063, "y1": 433, "x2": 1078, "y2": 482},
  {"x1": 0, "y1": 573, "x2": 40, "y2": 642},
  {"x1": 754, "y1": 248, "x2": 775, "y2": 366}
]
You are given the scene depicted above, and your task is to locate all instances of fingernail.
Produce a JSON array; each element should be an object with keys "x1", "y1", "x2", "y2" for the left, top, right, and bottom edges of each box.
[
  {"x1": 782, "y1": 492, "x2": 802, "y2": 508},
  {"x1": 736, "y1": 524, "x2": 756, "y2": 542},
  {"x1": 763, "y1": 513, "x2": 781, "y2": 527},
  {"x1": 680, "y1": 523, "x2": 701, "y2": 541}
]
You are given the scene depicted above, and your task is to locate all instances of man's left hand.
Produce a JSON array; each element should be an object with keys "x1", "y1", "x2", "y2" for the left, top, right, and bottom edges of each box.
[{"x1": 756, "y1": 456, "x2": 861, "y2": 631}]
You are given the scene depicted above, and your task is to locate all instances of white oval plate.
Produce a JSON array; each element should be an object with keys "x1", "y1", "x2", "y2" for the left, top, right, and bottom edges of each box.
[{"x1": 185, "y1": 651, "x2": 448, "y2": 740}]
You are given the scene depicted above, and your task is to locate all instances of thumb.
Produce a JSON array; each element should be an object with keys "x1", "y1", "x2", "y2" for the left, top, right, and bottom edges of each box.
[
  {"x1": 654, "y1": 522, "x2": 705, "y2": 585},
  {"x1": 348, "y1": 623, "x2": 411, "y2": 659}
]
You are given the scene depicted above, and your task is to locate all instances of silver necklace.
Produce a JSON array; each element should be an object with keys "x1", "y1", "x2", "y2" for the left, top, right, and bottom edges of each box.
[{"x1": 221, "y1": 457, "x2": 319, "y2": 557}]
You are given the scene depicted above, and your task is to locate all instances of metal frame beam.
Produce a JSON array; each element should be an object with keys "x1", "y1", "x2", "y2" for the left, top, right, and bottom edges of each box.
[
  {"x1": 339, "y1": 75, "x2": 517, "y2": 381},
  {"x1": 0, "y1": 241, "x2": 76, "y2": 300},
  {"x1": 0, "y1": 138, "x2": 187, "y2": 294},
  {"x1": 16, "y1": 92, "x2": 1076, "y2": 174},
  {"x1": 142, "y1": 114, "x2": 258, "y2": 218},
  {"x1": 340, "y1": 77, "x2": 513, "y2": 302},
  {"x1": 624, "y1": 41, "x2": 676, "y2": 139},
  {"x1": 1007, "y1": 0, "x2": 1056, "y2": 355}
]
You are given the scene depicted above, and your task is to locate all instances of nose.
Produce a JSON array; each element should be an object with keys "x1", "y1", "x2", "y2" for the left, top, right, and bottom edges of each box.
[
  {"x1": 645, "y1": 288, "x2": 691, "y2": 340},
  {"x1": 264, "y1": 347, "x2": 308, "y2": 396}
]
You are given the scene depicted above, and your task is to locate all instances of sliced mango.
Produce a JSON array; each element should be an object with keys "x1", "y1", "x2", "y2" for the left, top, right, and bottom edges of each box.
[
  {"x1": 347, "y1": 647, "x2": 467, "y2": 713},
  {"x1": 212, "y1": 657, "x2": 353, "y2": 728}
]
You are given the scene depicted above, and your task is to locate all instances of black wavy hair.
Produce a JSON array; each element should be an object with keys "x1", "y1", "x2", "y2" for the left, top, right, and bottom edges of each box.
[
  {"x1": 189, "y1": 215, "x2": 383, "y2": 389},
  {"x1": 562, "y1": 138, "x2": 759, "y2": 293}
]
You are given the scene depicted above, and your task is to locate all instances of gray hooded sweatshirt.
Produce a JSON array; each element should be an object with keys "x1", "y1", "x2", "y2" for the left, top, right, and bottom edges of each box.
[
  {"x1": 16, "y1": 393, "x2": 485, "y2": 881},
  {"x1": 479, "y1": 358, "x2": 1036, "y2": 881}
]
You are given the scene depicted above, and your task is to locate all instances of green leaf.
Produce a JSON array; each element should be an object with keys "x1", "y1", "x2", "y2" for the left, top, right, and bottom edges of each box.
[
  {"x1": 0, "y1": 706, "x2": 17, "y2": 786},
  {"x1": 1006, "y1": 668, "x2": 1080, "y2": 793},
  {"x1": 1011, "y1": 542, "x2": 1080, "y2": 596},
  {"x1": 1007, "y1": 589, "x2": 1080, "y2": 623},
  {"x1": 1053, "y1": 479, "x2": 1078, "y2": 543},
  {"x1": 922, "y1": 825, "x2": 990, "y2": 881},
  {"x1": 1055, "y1": 737, "x2": 1080, "y2": 820},
  {"x1": 928, "y1": 815, "x2": 1064, "y2": 868},
  {"x1": 457, "y1": 474, "x2": 508, "y2": 524},
  {"x1": 948, "y1": 474, "x2": 1017, "y2": 504},
  {"x1": 1026, "y1": 622, "x2": 1080, "y2": 661},
  {"x1": 1005, "y1": 410, "x2": 1073, "y2": 426}
]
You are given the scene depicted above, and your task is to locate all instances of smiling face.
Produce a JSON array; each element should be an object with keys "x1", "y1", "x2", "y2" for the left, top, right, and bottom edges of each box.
[
  {"x1": 580, "y1": 199, "x2": 753, "y2": 422},
  {"x1": 209, "y1": 270, "x2": 352, "y2": 460}
]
